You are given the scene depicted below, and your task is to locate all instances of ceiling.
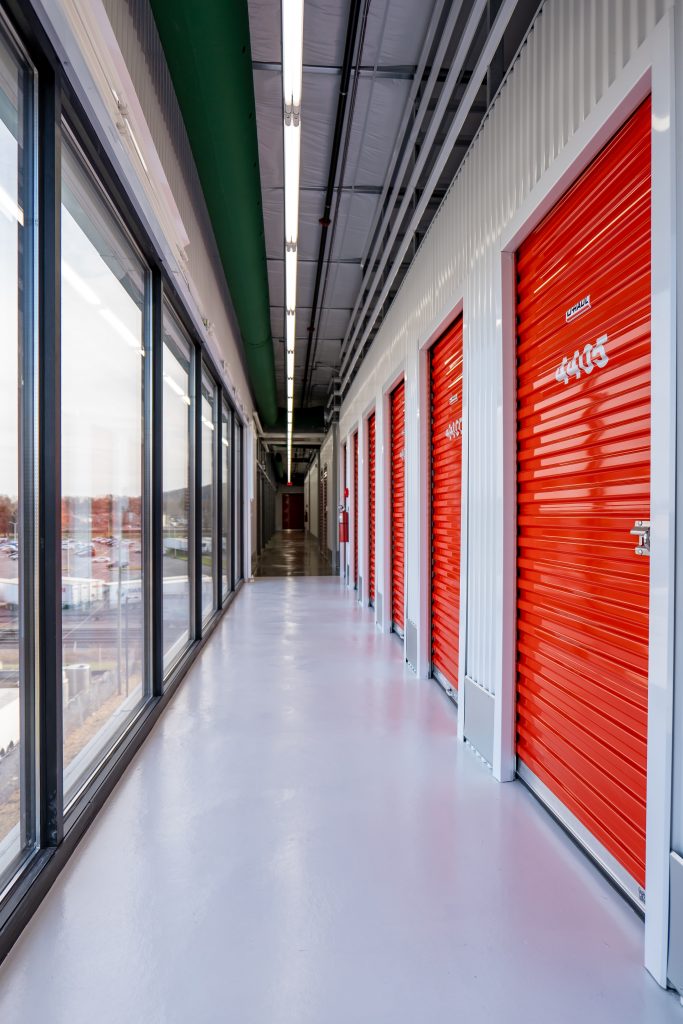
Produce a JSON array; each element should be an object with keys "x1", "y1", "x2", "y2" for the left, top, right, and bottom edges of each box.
[{"x1": 248, "y1": 0, "x2": 540, "y2": 427}]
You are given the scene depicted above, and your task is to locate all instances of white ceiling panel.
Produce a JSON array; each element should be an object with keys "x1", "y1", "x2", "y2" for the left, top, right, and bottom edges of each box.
[
  {"x1": 328, "y1": 191, "x2": 380, "y2": 260},
  {"x1": 361, "y1": 0, "x2": 434, "y2": 65},
  {"x1": 302, "y1": 0, "x2": 350, "y2": 66},
  {"x1": 342, "y1": 77, "x2": 411, "y2": 185}
]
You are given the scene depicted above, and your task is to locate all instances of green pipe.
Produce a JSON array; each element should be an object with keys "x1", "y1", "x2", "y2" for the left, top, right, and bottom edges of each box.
[{"x1": 150, "y1": 0, "x2": 278, "y2": 426}]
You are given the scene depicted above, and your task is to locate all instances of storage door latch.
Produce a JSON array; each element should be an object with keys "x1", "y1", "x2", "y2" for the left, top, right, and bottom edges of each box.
[{"x1": 630, "y1": 520, "x2": 651, "y2": 557}]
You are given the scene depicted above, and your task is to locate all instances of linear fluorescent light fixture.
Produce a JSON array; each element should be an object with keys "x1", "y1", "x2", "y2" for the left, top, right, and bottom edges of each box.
[
  {"x1": 284, "y1": 125, "x2": 300, "y2": 247},
  {"x1": 282, "y1": 0, "x2": 304, "y2": 119},
  {"x1": 282, "y1": 0, "x2": 304, "y2": 483},
  {"x1": 285, "y1": 247, "x2": 298, "y2": 312},
  {"x1": 286, "y1": 311, "x2": 296, "y2": 348}
]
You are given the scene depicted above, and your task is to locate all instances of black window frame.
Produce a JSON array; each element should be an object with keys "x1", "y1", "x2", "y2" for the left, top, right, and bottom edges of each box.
[{"x1": 0, "y1": 0, "x2": 250, "y2": 963}]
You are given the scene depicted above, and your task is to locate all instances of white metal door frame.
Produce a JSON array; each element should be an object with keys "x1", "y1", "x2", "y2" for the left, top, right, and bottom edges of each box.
[{"x1": 498, "y1": 14, "x2": 676, "y2": 986}]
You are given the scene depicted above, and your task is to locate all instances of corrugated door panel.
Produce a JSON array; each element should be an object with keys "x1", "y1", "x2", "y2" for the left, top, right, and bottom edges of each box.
[
  {"x1": 430, "y1": 319, "x2": 463, "y2": 688},
  {"x1": 390, "y1": 381, "x2": 405, "y2": 632},
  {"x1": 368, "y1": 413, "x2": 376, "y2": 605},
  {"x1": 515, "y1": 99, "x2": 651, "y2": 887},
  {"x1": 353, "y1": 432, "x2": 359, "y2": 587}
]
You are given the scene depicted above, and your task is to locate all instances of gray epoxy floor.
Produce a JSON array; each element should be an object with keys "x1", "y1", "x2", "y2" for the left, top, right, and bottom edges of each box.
[
  {"x1": 253, "y1": 530, "x2": 336, "y2": 577},
  {"x1": 0, "y1": 577, "x2": 680, "y2": 1023}
]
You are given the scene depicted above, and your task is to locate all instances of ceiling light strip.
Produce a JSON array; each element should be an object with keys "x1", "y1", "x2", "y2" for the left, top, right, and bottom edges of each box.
[{"x1": 282, "y1": 0, "x2": 304, "y2": 482}]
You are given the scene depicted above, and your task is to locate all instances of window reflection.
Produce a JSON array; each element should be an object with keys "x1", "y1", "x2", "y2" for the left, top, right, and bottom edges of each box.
[
  {"x1": 162, "y1": 305, "x2": 192, "y2": 672},
  {"x1": 61, "y1": 130, "x2": 148, "y2": 804},
  {"x1": 221, "y1": 401, "x2": 232, "y2": 599},
  {"x1": 234, "y1": 422, "x2": 243, "y2": 581},
  {"x1": 201, "y1": 373, "x2": 216, "y2": 622},
  {"x1": 0, "y1": 25, "x2": 36, "y2": 877}
]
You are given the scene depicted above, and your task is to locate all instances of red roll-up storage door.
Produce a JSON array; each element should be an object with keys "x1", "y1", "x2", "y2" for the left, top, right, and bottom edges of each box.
[
  {"x1": 430, "y1": 318, "x2": 463, "y2": 689},
  {"x1": 353, "y1": 431, "x2": 359, "y2": 588},
  {"x1": 368, "y1": 413, "x2": 376, "y2": 605},
  {"x1": 390, "y1": 381, "x2": 405, "y2": 634},
  {"x1": 516, "y1": 99, "x2": 651, "y2": 889}
]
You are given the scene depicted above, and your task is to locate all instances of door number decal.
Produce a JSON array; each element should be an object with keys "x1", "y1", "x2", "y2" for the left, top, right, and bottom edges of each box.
[
  {"x1": 555, "y1": 334, "x2": 608, "y2": 385},
  {"x1": 445, "y1": 418, "x2": 463, "y2": 441}
]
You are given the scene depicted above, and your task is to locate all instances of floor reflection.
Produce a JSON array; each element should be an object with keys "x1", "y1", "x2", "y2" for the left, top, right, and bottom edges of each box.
[{"x1": 253, "y1": 530, "x2": 336, "y2": 578}]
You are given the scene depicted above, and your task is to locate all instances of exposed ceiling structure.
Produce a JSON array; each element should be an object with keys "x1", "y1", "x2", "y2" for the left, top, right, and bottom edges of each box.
[
  {"x1": 150, "y1": 0, "x2": 542, "y2": 439},
  {"x1": 249, "y1": 0, "x2": 541, "y2": 431}
]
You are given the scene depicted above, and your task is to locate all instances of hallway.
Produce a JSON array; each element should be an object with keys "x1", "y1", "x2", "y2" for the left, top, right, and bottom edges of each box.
[
  {"x1": 253, "y1": 530, "x2": 336, "y2": 577},
  {"x1": 0, "y1": 578, "x2": 678, "y2": 1023}
]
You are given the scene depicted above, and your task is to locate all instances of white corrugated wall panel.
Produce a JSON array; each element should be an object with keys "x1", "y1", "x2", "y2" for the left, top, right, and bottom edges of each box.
[
  {"x1": 339, "y1": 0, "x2": 671, "y2": 697},
  {"x1": 320, "y1": 428, "x2": 336, "y2": 556},
  {"x1": 309, "y1": 463, "x2": 319, "y2": 539}
]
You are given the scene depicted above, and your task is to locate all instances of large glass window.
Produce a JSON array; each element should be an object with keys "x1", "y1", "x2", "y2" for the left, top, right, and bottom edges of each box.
[
  {"x1": 201, "y1": 372, "x2": 216, "y2": 623},
  {"x1": 162, "y1": 304, "x2": 192, "y2": 673},
  {"x1": 234, "y1": 421, "x2": 243, "y2": 582},
  {"x1": 221, "y1": 401, "x2": 232, "y2": 599},
  {"x1": 0, "y1": 25, "x2": 36, "y2": 880},
  {"x1": 61, "y1": 130, "x2": 149, "y2": 805}
]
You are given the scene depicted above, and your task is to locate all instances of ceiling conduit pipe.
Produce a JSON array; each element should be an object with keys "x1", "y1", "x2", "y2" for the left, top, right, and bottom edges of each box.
[
  {"x1": 300, "y1": 0, "x2": 363, "y2": 401},
  {"x1": 150, "y1": 0, "x2": 278, "y2": 426}
]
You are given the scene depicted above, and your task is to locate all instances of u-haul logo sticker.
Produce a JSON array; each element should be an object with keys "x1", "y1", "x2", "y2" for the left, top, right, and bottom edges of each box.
[{"x1": 565, "y1": 295, "x2": 591, "y2": 322}]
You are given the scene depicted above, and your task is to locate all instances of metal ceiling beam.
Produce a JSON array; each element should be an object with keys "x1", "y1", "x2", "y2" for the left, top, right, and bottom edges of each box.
[
  {"x1": 265, "y1": 184, "x2": 386, "y2": 195},
  {"x1": 271, "y1": 305, "x2": 353, "y2": 312},
  {"x1": 300, "y1": 0, "x2": 365, "y2": 406},
  {"x1": 340, "y1": 0, "x2": 483, "y2": 376},
  {"x1": 355, "y1": 0, "x2": 461, "y2": 275},
  {"x1": 252, "y1": 61, "x2": 417, "y2": 80},
  {"x1": 267, "y1": 256, "x2": 362, "y2": 264},
  {"x1": 341, "y1": 0, "x2": 520, "y2": 391}
]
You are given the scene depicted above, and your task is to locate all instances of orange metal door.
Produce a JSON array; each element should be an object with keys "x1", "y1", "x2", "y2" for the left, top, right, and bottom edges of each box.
[
  {"x1": 390, "y1": 381, "x2": 405, "y2": 633},
  {"x1": 515, "y1": 99, "x2": 651, "y2": 888},
  {"x1": 430, "y1": 319, "x2": 463, "y2": 689},
  {"x1": 368, "y1": 413, "x2": 376, "y2": 605},
  {"x1": 353, "y1": 431, "x2": 359, "y2": 588}
]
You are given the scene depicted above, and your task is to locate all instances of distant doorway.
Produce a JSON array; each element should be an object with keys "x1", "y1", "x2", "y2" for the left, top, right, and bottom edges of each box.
[{"x1": 282, "y1": 492, "x2": 304, "y2": 530}]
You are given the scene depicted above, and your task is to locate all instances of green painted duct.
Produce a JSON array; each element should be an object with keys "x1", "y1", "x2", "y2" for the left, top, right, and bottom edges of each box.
[{"x1": 150, "y1": 0, "x2": 278, "y2": 426}]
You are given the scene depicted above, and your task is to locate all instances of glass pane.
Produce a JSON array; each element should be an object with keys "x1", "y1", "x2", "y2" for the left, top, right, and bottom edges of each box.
[
  {"x1": 61, "y1": 130, "x2": 149, "y2": 805},
  {"x1": 221, "y1": 401, "x2": 231, "y2": 598},
  {"x1": 162, "y1": 305, "x2": 192, "y2": 673},
  {"x1": 0, "y1": 27, "x2": 36, "y2": 876},
  {"x1": 201, "y1": 373, "x2": 216, "y2": 622},
  {"x1": 234, "y1": 422, "x2": 242, "y2": 581}
]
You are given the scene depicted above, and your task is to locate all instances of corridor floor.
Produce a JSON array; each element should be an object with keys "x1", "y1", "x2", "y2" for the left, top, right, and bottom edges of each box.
[
  {"x1": 0, "y1": 578, "x2": 679, "y2": 1023},
  {"x1": 253, "y1": 529, "x2": 336, "y2": 576}
]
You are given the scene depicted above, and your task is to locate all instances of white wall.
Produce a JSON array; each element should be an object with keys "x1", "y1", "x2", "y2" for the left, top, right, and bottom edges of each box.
[
  {"x1": 306, "y1": 457, "x2": 320, "y2": 539},
  {"x1": 338, "y1": 0, "x2": 677, "y2": 985},
  {"x1": 320, "y1": 426, "x2": 338, "y2": 563}
]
